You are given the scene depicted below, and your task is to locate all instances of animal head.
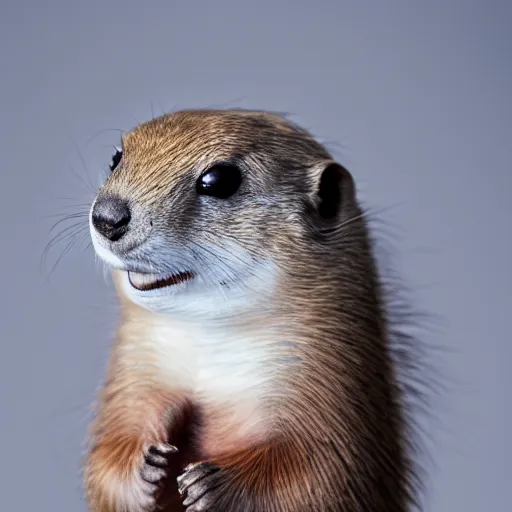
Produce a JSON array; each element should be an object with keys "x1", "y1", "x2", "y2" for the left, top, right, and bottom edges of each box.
[{"x1": 90, "y1": 109, "x2": 357, "y2": 318}]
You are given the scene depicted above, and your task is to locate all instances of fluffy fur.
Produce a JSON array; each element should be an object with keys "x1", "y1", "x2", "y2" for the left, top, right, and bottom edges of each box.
[{"x1": 84, "y1": 109, "x2": 426, "y2": 511}]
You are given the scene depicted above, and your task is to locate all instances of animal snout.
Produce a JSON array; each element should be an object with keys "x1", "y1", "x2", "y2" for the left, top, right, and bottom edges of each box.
[{"x1": 91, "y1": 196, "x2": 131, "y2": 242}]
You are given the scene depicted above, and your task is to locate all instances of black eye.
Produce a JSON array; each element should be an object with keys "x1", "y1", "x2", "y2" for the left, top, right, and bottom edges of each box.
[
  {"x1": 109, "y1": 147, "x2": 122, "y2": 172},
  {"x1": 196, "y1": 163, "x2": 242, "y2": 199}
]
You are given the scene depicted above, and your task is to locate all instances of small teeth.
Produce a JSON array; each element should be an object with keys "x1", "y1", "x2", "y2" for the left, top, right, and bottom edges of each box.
[{"x1": 128, "y1": 271, "x2": 193, "y2": 291}]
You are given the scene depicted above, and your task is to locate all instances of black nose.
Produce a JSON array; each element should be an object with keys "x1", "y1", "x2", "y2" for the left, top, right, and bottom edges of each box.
[{"x1": 91, "y1": 196, "x2": 131, "y2": 242}]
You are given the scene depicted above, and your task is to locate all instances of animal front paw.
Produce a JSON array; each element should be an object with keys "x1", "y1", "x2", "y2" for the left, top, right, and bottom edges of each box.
[
  {"x1": 85, "y1": 439, "x2": 178, "y2": 512},
  {"x1": 177, "y1": 461, "x2": 222, "y2": 511},
  {"x1": 141, "y1": 443, "x2": 177, "y2": 486}
]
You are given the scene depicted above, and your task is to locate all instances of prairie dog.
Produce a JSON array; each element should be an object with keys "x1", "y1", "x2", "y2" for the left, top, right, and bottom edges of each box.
[{"x1": 85, "y1": 109, "x2": 419, "y2": 511}]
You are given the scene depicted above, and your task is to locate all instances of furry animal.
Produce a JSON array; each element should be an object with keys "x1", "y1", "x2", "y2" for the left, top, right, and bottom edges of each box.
[{"x1": 84, "y1": 109, "x2": 425, "y2": 511}]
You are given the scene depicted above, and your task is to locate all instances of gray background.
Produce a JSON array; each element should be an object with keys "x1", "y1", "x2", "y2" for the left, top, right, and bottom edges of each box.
[{"x1": 1, "y1": 1, "x2": 510, "y2": 510}]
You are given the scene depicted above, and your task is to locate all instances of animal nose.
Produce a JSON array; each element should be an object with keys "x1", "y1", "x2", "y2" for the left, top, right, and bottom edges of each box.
[{"x1": 91, "y1": 196, "x2": 131, "y2": 242}]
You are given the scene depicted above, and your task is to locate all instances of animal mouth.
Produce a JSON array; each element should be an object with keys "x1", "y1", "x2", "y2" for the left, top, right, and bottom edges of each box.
[{"x1": 128, "y1": 270, "x2": 194, "y2": 291}]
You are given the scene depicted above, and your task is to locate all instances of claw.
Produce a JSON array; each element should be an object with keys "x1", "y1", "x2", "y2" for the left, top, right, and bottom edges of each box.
[
  {"x1": 145, "y1": 444, "x2": 177, "y2": 468},
  {"x1": 177, "y1": 462, "x2": 221, "y2": 510},
  {"x1": 140, "y1": 443, "x2": 177, "y2": 486}
]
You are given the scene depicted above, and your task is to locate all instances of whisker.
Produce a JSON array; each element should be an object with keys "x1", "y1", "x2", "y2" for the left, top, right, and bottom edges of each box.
[
  {"x1": 202, "y1": 233, "x2": 255, "y2": 270},
  {"x1": 45, "y1": 220, "x2": 88, "y2": 250},
  {"x1": 45, "y1": 206, "x2": 90, "y2": 219},
  {"x1": 187, "y1": 237, "x2": 263, "y2": 300},
  {"x1": 188, "y1": 244, "x2": 224, "y2": 295},
  {"x1": 70, "y1": 164, "x2": 95, "y2": 195},
  {"x1": 77, "y1": 231, "x2": 92, "y2": 251},
  {"x1": 189, "y1": 239, "x2": 241, "y2": 284},
  {"x1": 41, "y1": 222, "x2": 89, "y2": 278},
  {"x1": 48, "y1": 212, "x2": 89, "y2": 236},
  {"x1": 84, "y1": 128, "x2": 125, "y2": 149},
  {"x1": 68, "y1": 134, "x2": 96, "y2": 194},
  {"x1": 48, "y1": 227, "x2": 89, "y2": 279}
]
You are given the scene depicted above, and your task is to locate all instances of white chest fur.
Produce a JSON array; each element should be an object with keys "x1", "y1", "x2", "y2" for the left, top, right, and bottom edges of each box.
[{"x1": 148, "y1": 315, "x2": 277, "y2": 408}]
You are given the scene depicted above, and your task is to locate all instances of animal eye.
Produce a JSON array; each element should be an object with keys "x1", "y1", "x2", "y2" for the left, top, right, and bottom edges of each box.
[
  {"x1": 109, "y1": 147, "x2": 122, "y2": 172},
  {"x1": 196, "y1": 163, "x2": 242, "y2": 199}
]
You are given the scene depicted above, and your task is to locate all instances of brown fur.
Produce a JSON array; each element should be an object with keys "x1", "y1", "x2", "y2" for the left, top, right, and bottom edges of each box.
[{"x1": 84, "y1": 109, "x2": 420, "y2": 511}]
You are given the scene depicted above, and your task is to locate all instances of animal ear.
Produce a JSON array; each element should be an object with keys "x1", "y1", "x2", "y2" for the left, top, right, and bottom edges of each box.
[{"x1": 309, "y1": 161, "x2": 356, "y2": 222}]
